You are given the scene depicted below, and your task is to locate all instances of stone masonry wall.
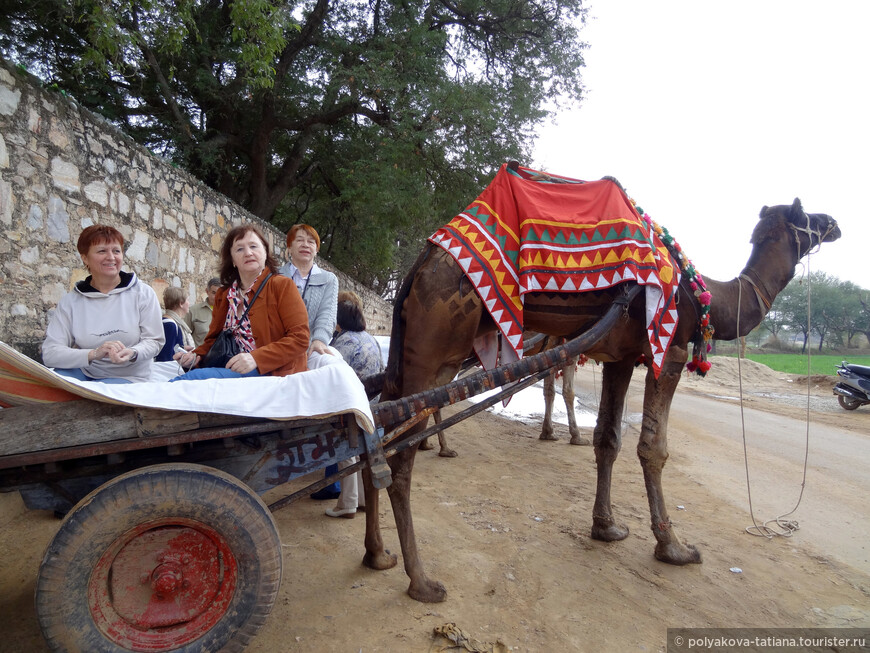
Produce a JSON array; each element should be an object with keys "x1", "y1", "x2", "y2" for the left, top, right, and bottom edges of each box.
[{"x1": 0, "y1": 60, "x2": 392, "y2": 362}]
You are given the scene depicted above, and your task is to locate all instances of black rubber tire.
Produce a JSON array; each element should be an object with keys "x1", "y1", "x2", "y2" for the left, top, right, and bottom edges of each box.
[
  {"x1": 35, "y1": 463, "x2": 282, "y2": 653},
  {"x1": 837, "y1": 394, "x2": 862, "y2": 411}
]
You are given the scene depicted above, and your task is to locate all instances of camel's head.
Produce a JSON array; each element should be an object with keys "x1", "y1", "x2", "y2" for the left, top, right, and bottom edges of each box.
[{"x1": 751, "y1": 198, "x2": 840, "y2": 258}]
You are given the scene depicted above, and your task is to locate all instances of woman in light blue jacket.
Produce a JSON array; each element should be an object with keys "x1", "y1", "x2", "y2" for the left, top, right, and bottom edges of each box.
[
  {"x1": 279, "y1": 223, "x2": 341, "y2": 499},
  {"x1": 278, "y1": 224, "x2": 338, "y2": 355}
]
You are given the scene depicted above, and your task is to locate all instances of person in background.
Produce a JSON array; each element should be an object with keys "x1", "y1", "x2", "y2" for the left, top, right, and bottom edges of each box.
[
  {"x1": 278, "y1": 224, "x2": 338, "y2": 355},
  {"x1": 279, "y1": 224, "x2": 341, "y2": 499},
  {"x1": 42, "y1": 224, "x2": 164, "y2": 383},
  {"x1": 156, "y1": 286, "x2": 194, "y2": 362},
  {"x1": 324, "y1": 290, "x2": 385, "y2": 519},
  {"x1": 185, "y1": 277, "x2": 220, "y2": 347},
  {"x1": 173, "y1": 224, "x2": 309, "y2": 379}
]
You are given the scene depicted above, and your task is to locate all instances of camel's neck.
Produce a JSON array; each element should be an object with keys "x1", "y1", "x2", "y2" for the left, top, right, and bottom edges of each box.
[
  {"x1": 705, "y1": 277, "x2": 769, "y2": 340},
  {"x1": 704, "y1": 237, "x2": 798, "y2": 341}
]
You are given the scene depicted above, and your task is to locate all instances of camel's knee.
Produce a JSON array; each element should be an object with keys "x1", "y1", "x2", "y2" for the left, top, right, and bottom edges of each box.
[
  {"x1": 637, "y1": 440, "x2": 668, "y2": 470},
  {"x1": 593, "y1": 422, "x2": 620, "y2": 449}
]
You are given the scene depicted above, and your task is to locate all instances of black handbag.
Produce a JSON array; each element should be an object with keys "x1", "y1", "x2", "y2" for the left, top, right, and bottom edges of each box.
[{"x1": 198, "y1": 274, "x2": 272, "y2": 368}]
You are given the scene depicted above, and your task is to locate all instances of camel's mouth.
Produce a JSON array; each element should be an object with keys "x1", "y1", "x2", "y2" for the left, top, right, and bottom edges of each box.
[{"x1": 811, "y1": 213, "x2": 841, "y2": 243}]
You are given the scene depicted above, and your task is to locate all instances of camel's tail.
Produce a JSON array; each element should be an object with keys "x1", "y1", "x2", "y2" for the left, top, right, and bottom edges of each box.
[{"x1": 382, "y1": 243, "x2": 436, "y2": 398}]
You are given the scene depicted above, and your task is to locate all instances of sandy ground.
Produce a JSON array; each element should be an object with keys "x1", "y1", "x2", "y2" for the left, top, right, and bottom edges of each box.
[{"x1": 1, "y1": 356, "x2": 868, "y2": 652}]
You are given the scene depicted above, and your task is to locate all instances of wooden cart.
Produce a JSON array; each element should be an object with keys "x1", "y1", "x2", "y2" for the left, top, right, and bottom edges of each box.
[{"x1": 0, "y1": 289, "x2": 632, "y2": 652}]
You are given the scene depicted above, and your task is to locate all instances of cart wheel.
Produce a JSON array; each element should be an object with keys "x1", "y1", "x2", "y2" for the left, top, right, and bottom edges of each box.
[
  {"x1": 837, "y1": 394, "x2": 861, "y2": 410},
  {"x1": 36, "y1": 463, "x2": 282, "y2": 653}
]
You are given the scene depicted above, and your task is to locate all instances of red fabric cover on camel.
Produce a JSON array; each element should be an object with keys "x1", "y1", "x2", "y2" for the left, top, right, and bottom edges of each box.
[{"x1": 429, "y1": 163, "x2": 680, "y2": 377}]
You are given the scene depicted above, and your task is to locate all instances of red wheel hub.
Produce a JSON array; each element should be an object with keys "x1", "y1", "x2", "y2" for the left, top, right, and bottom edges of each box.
[{"x1": 89, "y1": 518, "x2": 238, "y2": 651}]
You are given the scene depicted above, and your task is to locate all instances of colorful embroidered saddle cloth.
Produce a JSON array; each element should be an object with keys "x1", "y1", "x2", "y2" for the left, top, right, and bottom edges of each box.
[{"x1": 428, "y1": 163, "x2": 680, "y2": 377}]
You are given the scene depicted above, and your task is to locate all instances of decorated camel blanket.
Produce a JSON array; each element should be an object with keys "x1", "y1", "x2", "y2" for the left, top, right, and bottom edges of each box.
[
  {"x1": 0, "y1": 340, "x2": 375, "y2": 433},
  {"x1": 428, "y1": 163, "x2": 681, "y2": 376}
]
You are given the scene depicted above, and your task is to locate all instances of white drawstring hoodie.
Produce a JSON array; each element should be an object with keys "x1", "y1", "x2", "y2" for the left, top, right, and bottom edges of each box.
[{"x1": 42, "y1": 271, "x2": 164, "y2": 382}]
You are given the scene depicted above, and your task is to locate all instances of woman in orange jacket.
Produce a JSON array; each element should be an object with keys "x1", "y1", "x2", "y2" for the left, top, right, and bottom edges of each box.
[{"x1": 173, "y1": 224, "x2": 309, "y2": 379}]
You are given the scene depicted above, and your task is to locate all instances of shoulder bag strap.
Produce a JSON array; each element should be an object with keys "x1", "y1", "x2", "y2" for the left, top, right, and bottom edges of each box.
[{"x1": 239, "y1": 273, "x2": 273, "y2": 322}]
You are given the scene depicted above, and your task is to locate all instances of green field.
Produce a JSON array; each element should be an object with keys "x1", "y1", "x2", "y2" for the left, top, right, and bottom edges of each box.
[{"x1": 719, "y1": 353, "x2": 870, "y2": 376}]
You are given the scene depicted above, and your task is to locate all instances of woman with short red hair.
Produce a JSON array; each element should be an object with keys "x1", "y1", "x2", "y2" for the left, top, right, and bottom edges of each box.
[
  {"x1": 278, "y1": 224, "x2": 338, "y2": 356},
  {"x1": 278, "y1": 223, "x2": 341, "y2": 499},
  {"x1": 42, "y1": 224, "x2": 164, "y2": 383}
]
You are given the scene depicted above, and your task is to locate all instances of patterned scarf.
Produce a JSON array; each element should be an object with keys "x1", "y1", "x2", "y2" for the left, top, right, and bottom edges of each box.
[{"x1": 223, "y1": 280, "x2": 258, "y2": 353}]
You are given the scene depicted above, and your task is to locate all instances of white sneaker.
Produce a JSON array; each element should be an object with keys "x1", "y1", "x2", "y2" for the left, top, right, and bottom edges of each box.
[{"x1": 325, "y1": 507, "x2": 356, "y2": 519}]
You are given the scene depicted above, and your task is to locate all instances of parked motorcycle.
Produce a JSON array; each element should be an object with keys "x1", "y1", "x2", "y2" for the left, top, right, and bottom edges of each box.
[{"x1": 833, "y1": 361, "x2": 870, "y2": 410}]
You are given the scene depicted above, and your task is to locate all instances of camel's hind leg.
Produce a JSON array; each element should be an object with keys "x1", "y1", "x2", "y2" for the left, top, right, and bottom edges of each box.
[
  {"x1": 419, "y1": 410, "x2": 457, "y2": 457},
  {"x1": 590, "y1": 357, "x2": 635, "y2": 542},
  {"x1": 540, "y1": 355, "x2": 589, "y2": 444},
  {"x1": 563, "y1": 358, "x2": 590, "y2": 445},
  {"x1": 639, "y1": 357, "x2": 701, "y2": 565},
  {"x1": 539, "y1": 371, "x2": 559, "y2": 441}
]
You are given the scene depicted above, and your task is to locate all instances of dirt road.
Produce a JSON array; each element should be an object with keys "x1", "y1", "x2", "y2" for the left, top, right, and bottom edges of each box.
[{"x1": 1, "y1": 357, "x2": 868, "y2": 651}]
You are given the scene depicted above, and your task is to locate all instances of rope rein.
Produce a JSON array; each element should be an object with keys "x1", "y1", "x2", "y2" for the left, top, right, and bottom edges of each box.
[
  {"x1": 741, "y1": 212, "x2": 818, "y2": 539},
  {"x1": 738, "y1": 272, "x2": 772, "y2": 314}
]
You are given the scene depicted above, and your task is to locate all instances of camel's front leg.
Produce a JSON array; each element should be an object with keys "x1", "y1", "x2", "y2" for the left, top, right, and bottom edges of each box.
[
  {"x1": 362, "y1": 465, "x2": 398, "y2": 571},
  {"x1": 639, "y1": 359, "x2": 701, "y2": 565},
  {"x1": 590, "y1": 358, "x2": 635, "y2": 542},
  {"x1": 539, "y1": 371, "x2": 559, "y2": 440},
  {"x1": 384, "y1": 446, "x2": 447, "y2": 602},
  {"x1": 563, "y1": 358, "x2": 590, "y2": 445}
]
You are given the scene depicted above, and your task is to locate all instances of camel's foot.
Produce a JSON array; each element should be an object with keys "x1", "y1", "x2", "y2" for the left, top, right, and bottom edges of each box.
[
  {"x1": 438, "y1": 448, "x2": 458, "y2": 458},
  {"x1": 408, "y1": 577, "x2": 447, "y2": 603},
  {"x1": 539, "y1": 431, "x2": 559, "y2": 441},
  {"x1": 569, "y1": 434, "x2": 591, "y2": 446},
  {"x1": 362, "y1": 549, "x2": 398, "y2": 571},
  {"x1": 654, "y1": 541, "x2": 702, "y2": 565},
  {"x1": 591, "y1": 520, "x2": 630, "y2": 542},
  {"x1": 419, "y1": 438, "x2": 435, "y2": 451}
]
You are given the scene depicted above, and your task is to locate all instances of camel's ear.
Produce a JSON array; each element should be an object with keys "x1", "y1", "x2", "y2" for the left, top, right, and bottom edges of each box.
[
  {"x1": 791, "y1": 198, "x2": 803, "y2": 215},
  {"x1": 758, "y1": 205, "x2": 770, "y2": 219}
]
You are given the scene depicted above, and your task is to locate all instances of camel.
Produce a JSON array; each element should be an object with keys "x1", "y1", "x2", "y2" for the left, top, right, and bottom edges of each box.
[
  {"x1": 361, "y1": 195, "x2": 839, "y2": 604},
  {"x1": 420, "y1": 334, "x2": 588, "y2": 457}
]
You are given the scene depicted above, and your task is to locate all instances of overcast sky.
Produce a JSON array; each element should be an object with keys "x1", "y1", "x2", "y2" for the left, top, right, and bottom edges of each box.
[{"x1": 533, "y1": 0, "x2": 869, "y2": 291}]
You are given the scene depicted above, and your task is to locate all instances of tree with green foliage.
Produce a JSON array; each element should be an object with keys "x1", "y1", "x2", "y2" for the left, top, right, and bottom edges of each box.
[
  {"x1": 832, "y1": 281, "x2": 866, "y2": 348},
  {"x1": 759, "y1": 306, "x2": 788, "y2": 344},
  {"x1": 771, "y1": 272, "x2": 869, "y2": 352},
  {"x1": 810, "y1": 272, "x2": 847, "y2": 350},
  {"x1": 856, "y1": 290, "x2": 870, "y2": 347},
  {"x1": 0, "y1": 0, "x2": 588, "y2": 294},
  {"x1": 772, "y1": 276, "x2": 811, "y2": 352}
]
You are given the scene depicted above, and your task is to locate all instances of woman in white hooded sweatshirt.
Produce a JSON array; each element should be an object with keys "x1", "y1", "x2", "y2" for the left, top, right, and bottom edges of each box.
[{"x1": 42, "y1": 225, "x2": 164, "y2": 383}]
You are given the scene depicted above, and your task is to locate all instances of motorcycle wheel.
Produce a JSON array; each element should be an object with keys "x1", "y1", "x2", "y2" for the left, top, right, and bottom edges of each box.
[{"x1": 837, "y1": 394, "x2": 862, "y2": 411}]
